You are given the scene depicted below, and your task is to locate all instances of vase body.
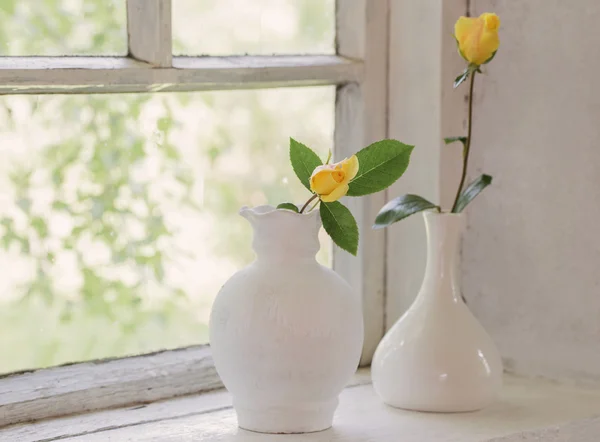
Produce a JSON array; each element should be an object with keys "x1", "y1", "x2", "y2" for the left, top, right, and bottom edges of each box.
[
  {"x1": 372, "y1": 211, "x2": 502, "y2": 412},
  {"x1": 209, "y1": 205, "x2": 363, "y2": 433}
]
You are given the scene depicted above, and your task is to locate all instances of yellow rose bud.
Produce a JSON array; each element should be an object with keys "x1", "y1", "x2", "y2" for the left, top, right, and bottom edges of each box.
[
  {"x1": 454, "y1": 12, "x2": 500, "y2": 66},
  {"x1": 310, "y1": 155, "x2": 359, "y2": 203}
]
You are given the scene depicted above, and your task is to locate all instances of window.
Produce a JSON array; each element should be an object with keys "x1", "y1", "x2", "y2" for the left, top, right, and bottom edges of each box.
[
  {"x1": 0, "y1": 0, "x2": 390, "y2": 426},
  {"x1": 172, "y1": 0, "x2": 335, "y2": 55},
  {"x1": 0, "y1": 1, "x2": 127, "y2": 56},
  {"x1": 0, "y1": 87, "x2": 334, "y2": 373}
]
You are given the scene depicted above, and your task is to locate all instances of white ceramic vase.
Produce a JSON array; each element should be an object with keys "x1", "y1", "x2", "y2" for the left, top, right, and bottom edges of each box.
[
  {"x1": 209, "y1": 205, "x2": 363, "y2": 434},
  {"x1": 372, "y1": 211, "x2": 502, "y2": 412}
]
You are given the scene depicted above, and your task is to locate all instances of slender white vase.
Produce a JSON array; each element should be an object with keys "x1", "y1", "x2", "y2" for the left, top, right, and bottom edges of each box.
[
  {"x1": 209, "y1": 205, "x2": 364, "y2": 434},
  {"x1": 372, "y1": 211, "x2": 502, "y2": 412}
]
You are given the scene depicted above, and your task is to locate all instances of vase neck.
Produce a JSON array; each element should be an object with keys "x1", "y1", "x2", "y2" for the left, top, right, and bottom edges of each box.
[
  {"x1": 421, "y1": 212, "x2": 464, "y2": 302},
  {"x1": 240, "y1": 205, "x2": 321, "y2": 261}
]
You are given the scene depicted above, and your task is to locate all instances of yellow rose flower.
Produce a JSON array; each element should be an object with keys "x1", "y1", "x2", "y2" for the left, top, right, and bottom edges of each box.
[
  {"x1": 454, "y1": 13, "x2": 500, "y2": 66},
  {"x1": 310, "y1": 155, "x2": 359, "y2": 202}
]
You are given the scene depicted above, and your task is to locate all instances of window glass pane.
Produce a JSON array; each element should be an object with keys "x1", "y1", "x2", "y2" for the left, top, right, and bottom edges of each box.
[
  {"x1": 0, "y1": 0, "x2": 126, "y2": 55},
  {"x1": 0, "y1": 87, "x2": 333, "y2": 373},
  {"x1": 173, "y1": 0, "x2": 335, "y2": 55}
]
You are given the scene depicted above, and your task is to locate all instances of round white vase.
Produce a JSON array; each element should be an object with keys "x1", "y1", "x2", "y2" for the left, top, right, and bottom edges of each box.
[
  {"x1": 372, "y1": 211, "x2": 502, "y2": 412},
  {"x1": 209, "y1": 205, "x2": 364, "y2": 434}
]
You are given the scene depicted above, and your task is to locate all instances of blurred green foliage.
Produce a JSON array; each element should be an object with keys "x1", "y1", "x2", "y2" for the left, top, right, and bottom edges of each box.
[
  {"x1": 173, "y1": 0, "x2": 335, "y2": 55},
  {"x1": 1, "y1": 93, "x2": 192, "y2": 325},
  {"x1": 0, "y1": 0, "x2": 334, "y2": 373},
  {"x1": 0, "y1": 0, "x2": 126, "y2": 55}
]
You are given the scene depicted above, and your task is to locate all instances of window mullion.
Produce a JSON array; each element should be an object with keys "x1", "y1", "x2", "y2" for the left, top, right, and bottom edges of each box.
[
  {"x1": 385, "y1": 0, "x2": 467, "y2": 327},
  {"x1": 335, "y1": 0, "x2": 390, "y2": 366},
  {"x1": 0, "y1": 55, "x2": 360, "y2": 94},
  {"x1": 127, "y1": 0, "x2": 172, "y2": 67}
]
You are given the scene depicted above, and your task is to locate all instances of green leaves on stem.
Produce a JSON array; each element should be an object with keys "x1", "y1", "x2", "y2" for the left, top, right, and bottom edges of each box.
[
  {"x1": 374, "y1": 58, "x2": 495, "y2": 226},
  {"x1": 276, "y1": 202, "x2": 299, "y2": 213},
  {"x1": 444, "y1": 136, "x2": 468, "y2": 146},
  {"x1": 347, "y1": 140, "x2": 414, "y2": 196},
  {"x1": 372, "y1": 173, "x2": 492, "y2": 226},
  {"x1": 453, "y1": 174, "x2": 492, "y2": 213},
  {"x1": 454, "y1": 68, "x2": 471, "y2": 88},
  {"x1": 451, "y1": 71, "x2": 477, "y2": 212},
  {"x1": 320, "y1": 201, "x2": 359, "y2": 256},
  {"x1": 288, "y1": 138, "x2": 413, "y2": 255},
  {"x1": 444, "y1": 136, "x2": 468, "y2": 158},
  {"x1": 373, "y1": 195, "x2": 439, "y2": 229},
  {"x1": 289, "y1": 138, "x2": 322, "y2": 191},
  {"x1": 453, "y1": 64, "x2": 479, "y2": 88}
]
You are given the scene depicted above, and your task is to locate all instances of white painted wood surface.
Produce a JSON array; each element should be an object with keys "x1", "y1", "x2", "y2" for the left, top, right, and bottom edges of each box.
[
  {"x1": 4, "y1": 372, "x2": 600, "y2": 441},
  {"x1": 335, "y1": 0, "x2": 389, "y2": 366},
  {"x1": 0, "y1": 390, "x2": 233, "y2": 442},
  {"x1": 0, "y1": 370, "x2": 372, "y2": 441},
  {"x1": 0, "y1": 346, "x2": 220, "y2": 427},
  {"x1": 127, "y1": 0, "x2": 172, "y2": 67},
  {"x1": 490, "y1": 417, "x2": 600, "y2": 442},
  {"x1": 0, "y1": 55, "x2": 362, "y2": 94},
  {"x1": 385, "y1": 0, "x2": 467, "y2": 327}
]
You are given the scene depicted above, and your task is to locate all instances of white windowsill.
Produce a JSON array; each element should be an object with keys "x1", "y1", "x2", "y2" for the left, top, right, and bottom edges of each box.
[{"x1": 3, "y1": 369, "x2": 600, "y2": 441}]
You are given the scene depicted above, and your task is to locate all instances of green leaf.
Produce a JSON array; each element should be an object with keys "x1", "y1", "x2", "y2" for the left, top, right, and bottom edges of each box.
[
  {"x1": 290, "y1": 138, "x2": 322, "y2": 191},
  {"x1": 454, "y1": 68, "x2": 470, "y2": 88},
  {"x1": 453, "y1": 174, "x2": 493, "y2": 213},
  {"x1": 346, "y1": 140, "x2": 414, "y2": 197},
  {"x1": 276, "y1": 202, "x2": 299, "y2": 213},
  {"x1": 373, "y1": 194, "x2": 439, "y2": 229},
  {"x1": 455, "y1": 64, "x2": 480, "y2": 88},
  {"x1": 444, "y1": 136, "x2": 468, "y2": 157},
  {"x1": 320, "y1": 201, "x2": 359, "y2": 256},
  {"x1": 444, "y1": 136, "x2": 468, "y2": 147}
]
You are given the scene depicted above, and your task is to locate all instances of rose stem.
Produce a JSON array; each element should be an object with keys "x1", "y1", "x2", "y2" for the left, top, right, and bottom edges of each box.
[
  {"x1": 306, "y1": 198, "x2": 320, "y2": 213},
  {"x1": 451, "y1": 70, "x2": 476, "y2": 213},
  {"x1": 299, "y1": 194, "x2": 319, "y2": 214}
]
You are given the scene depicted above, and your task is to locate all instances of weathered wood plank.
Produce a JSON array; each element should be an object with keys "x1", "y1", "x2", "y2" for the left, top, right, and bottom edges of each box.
[
  {"x1": 127, "y1": 0, "x2": 172, "y2": 67},
  {"x1": 0, "y1": 390, "x2": 231, "y2": 442},
  {"x1": 0, "y1": 369, "x2": 372, "y2": 441},
  {"x1": 53, "y1": 375, "x2": 600, "y2": 441},
  {"x1": 0, "y1": 346, "x2": 220, "y2": 428},
  {"x1": 335, "y1": 0, "x2": 390, "y2": 365},
  {"x1": 0, "y1": 55, "x2": 362, "y2": 95}
]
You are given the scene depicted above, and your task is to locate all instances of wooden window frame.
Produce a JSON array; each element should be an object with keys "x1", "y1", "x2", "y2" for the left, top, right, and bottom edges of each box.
[
  {"x1": 384, "y1": 0, "x2": 466, "y2": 327},
  {"x1": 0, "y1": 0, "x2": 393, "y2": 427}
]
